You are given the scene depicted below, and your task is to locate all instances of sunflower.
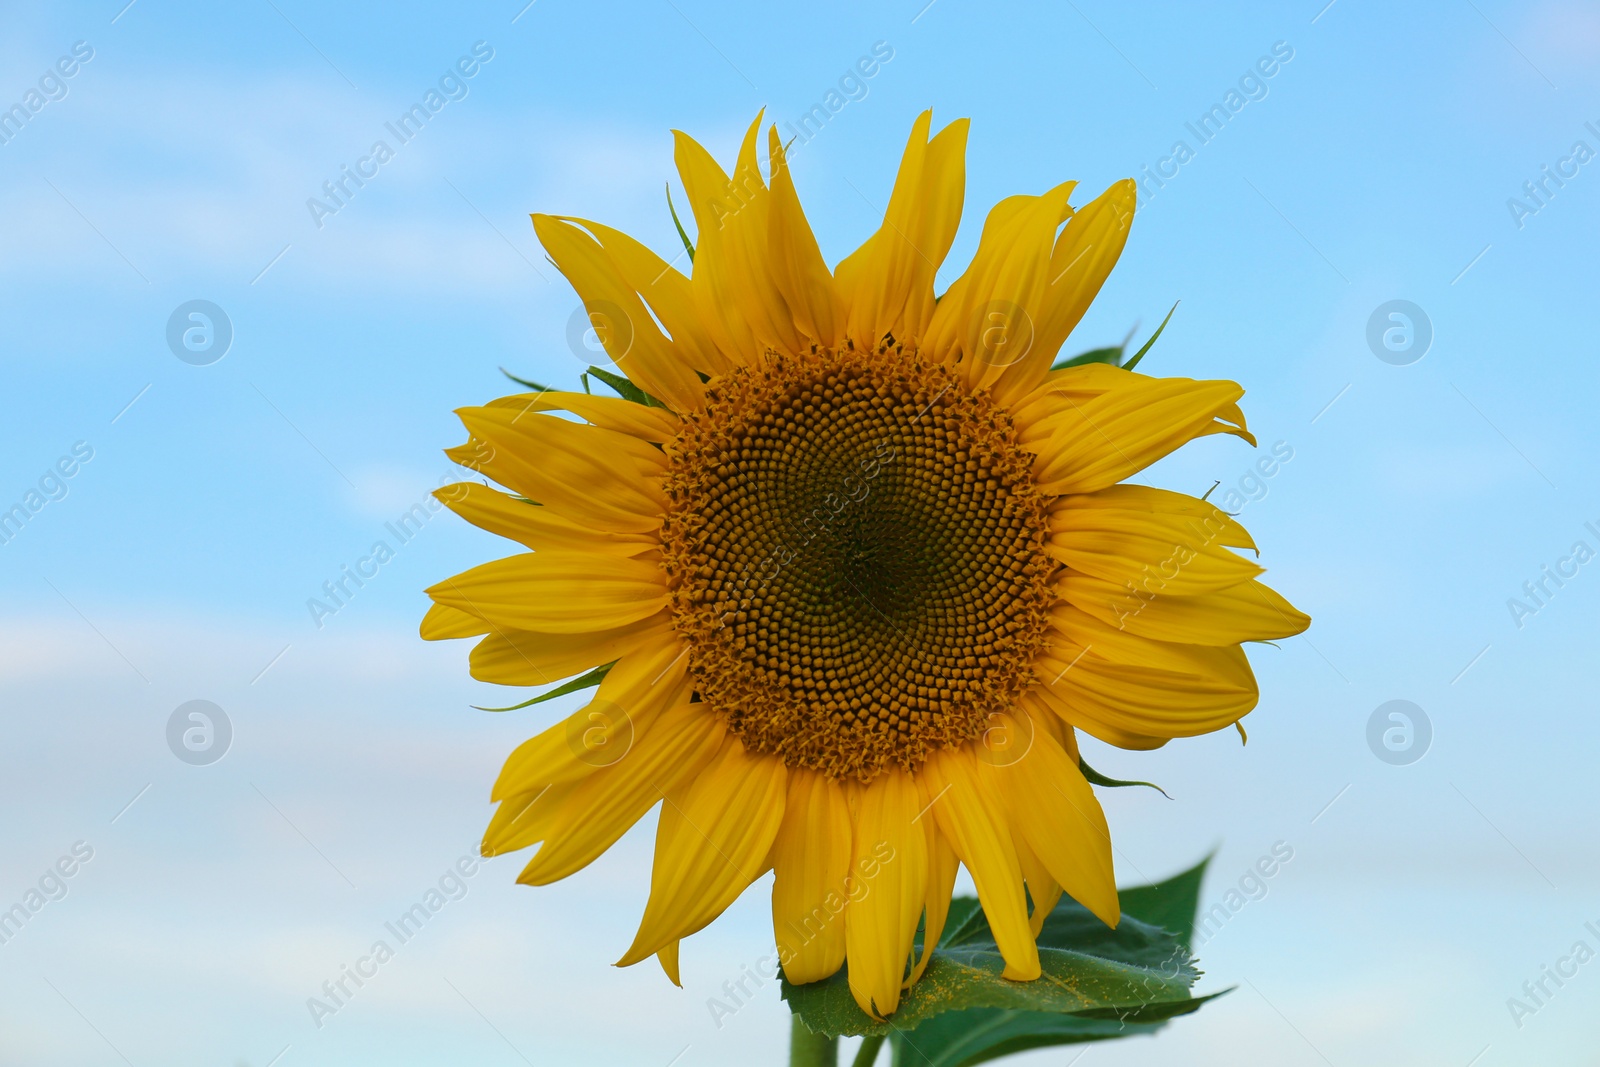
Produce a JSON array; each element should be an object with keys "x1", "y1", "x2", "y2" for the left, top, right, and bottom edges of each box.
[{"x1": 422, "y1": 111, "x2": 1308, "y2": 1019}]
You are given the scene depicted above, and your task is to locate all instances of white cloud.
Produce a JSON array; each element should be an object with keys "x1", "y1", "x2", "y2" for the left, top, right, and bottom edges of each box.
[{"x1": 0, "y1": 67, "x2": 681, "y2": 299}]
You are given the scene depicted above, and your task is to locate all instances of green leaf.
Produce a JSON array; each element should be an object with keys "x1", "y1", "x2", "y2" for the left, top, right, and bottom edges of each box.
[
  {"x1": 471, "y1": 662, "x2": 613, "y2": 712},
  {"x1": 783, "y1": 857, "x2": 1219, "y2": 1065},
  {"x1": 586, "y1": 365, "x2": 664, "y2": 408},
  {"x1": 500, "y1": 367, "x2": 553, "y2": 393},
  {"x1": 1116, "y1": 853, "x2": 1211, "y2": 950},
  {"x1": 1078, "y1": 756, "x2": 1172, "y2": 799},
  {"x1": 1122, "y1": 300, "x2": 1178, "y2": 372},
  {"x1": 888, "y1": 993, "x2": 1227, "y2": 1066},
  {"x1": 907, "y1": 856, "x2": 1215, "y2": 1065},
  {"x1": 666, "y1": 182, "x2": 695, "y2": 264},
  {"x1": 782, "y1": 917, "x2": 1202, "y2": 1040},
  {"x1": 1051, "y1": 345, "x2": 1125, "y2": 371}
]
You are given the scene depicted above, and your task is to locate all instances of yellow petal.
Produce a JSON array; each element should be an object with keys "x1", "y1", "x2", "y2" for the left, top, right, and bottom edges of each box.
[
  {"x1": 1050, "y1": 603, "x2": 1259, "y2": 686},
  {"x1": 1009, "y1": 361, "x2": 1130, "y2": 445},
  {"x1": 419, "y1": 601, "x2": 490, "y2": 641},
  {"x1": 1029, "y1": 683, "x2": 1173, "y2": 750},
  {"x1": 840, "y1": 112, "x2": 970, "y2": 348},
  {"x1": 771, "y1": 768, "x2": 852, "y2": 984},
  {"x1": 1060, "y1": 573, "x2": 1310, "y2": 645},
  {"x1": 839, "y1": 109, "x2": 929, "y2": 346},
  {"x1": 437, "y1": 483, "x2": 656, "y2": 557},
  {"x1": 918, "y1": 748, "x2": 1039, "y2": 981},
  {"x1": 1046, "y1": 484, "x2": 1263, "y2": 596},
  {"x1": 482, "y1": 780, "x2": 576, "y2": 857},
  {"x1": 455, "y1": 405, "x2": 665, "y2": 534},
  {"x1": 766, "y1": 127, "x2": 844, "y2": 348},
  {"x1": 674, "y1": 116, "x2": 800, "y2": 362},
  {"x1": 533, "y1": 213, "x2": 706, "y2": 411},
  {"x1": 907, "y1": 793, "x2": 957, "y2": 987},
  {"x1": 1034, "y1": 635, "x2": 1259, "y2": 745},
  {"x1": 519, "y1": 704, "x2": 724, "y2": 885},
  {"x1": 727, "y1": 113, "x2": 803, "y2": 354},
  {"x1": 1014, "y1": 837, "x2": 1063, "y2": 938},
  {"x1": 657, "y1": 941, "x2": 682, "y2": 987},
  {"x1": 984, "y1": 713, "x2": 1118, "y2": 927},
  {"x1": 894, "y1": 119, "x2": 970, "y2": 342},
  {"x1": 491, "y1": 625, "x2": 690, "y2": 801},
  {"x1": 672, "y1": 130, "x2": 755, "y2": 363},
  {"x1": 1035, "y1": 692, "x2": 1173, "y2": 751},
  {"x1": 843, "y1": 767, "x2": 928, "y2": 1019},
  {"x1": 924, "y1": 182, "x2": 1076, "y2": 391},
  {"x1": 993, "y1": 180, "x2": 1136, "y2": 407},
  {"x1": 553, "y1": 219, "x2": 730, "y2": 378},
  {"x1": 1031, "y1": 370, "x2": 1254, "y2": 495},
  {"x1": 466, "y1": 611, "x2": 671, "y2": 688},
  {"x1": 427, "y1": 552, "x2": 668, "y2": 636},
  {"x1": 486, "y1": 388, "x2": 681, "y2": 444},
  {"x1": 1027, "y1": 702, "x2": 1081, "y2": 763},
  {"x1": 617, "y1": 738, "x2": 786, "y2": 967}
]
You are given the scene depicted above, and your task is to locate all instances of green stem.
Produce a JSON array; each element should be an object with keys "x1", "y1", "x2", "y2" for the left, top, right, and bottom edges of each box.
[
  {"x1": 851, "y1": 1034, "x2": 886, "y2": 1066},
  {"x1": 789, "y1": 1016, "x2": 837, "y2": 1067}
]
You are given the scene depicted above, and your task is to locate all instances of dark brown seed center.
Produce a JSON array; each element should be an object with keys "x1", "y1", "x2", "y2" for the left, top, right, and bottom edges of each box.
[{"x1": 660, "y1": 347, "x2": 1056, "y2": 781}]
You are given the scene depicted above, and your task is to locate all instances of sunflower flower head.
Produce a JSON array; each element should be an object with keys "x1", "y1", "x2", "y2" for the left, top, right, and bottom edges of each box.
[{"x1": 423, "y1": 110, "x2": 1308, "y2": 1020}]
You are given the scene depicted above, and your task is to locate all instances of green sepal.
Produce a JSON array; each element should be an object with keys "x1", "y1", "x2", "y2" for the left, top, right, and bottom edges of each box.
[
  {"x1": 500, "y1": 366, "x2": 553, "y2": 393},
  {"x1": 1051, "y1": 345, "x2": 1125, "y2": 371},
  {"x1": 587, "y1": 365, "x2": 665, "y2": 408},
  {"x1": 1078, "y1": 756, "x2": 1172, "y2": 799},
  {"x1": 1051, "y1": 323, "x2": 1135, "y2": 371},
  {"x1": 472, "y1": 662, "x2": 614, "y2": 712},
  {"x1": 1122, "y1": 300, "x2": 1178, "y2": 372},
  {"x1": 666, "y1": 182, "x2": 695, "y2": 263}
]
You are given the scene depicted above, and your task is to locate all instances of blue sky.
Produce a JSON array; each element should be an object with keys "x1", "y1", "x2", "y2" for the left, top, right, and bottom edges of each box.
[{"x1": 3, "y1": 0, "x2": 1599, "y2": 1064}]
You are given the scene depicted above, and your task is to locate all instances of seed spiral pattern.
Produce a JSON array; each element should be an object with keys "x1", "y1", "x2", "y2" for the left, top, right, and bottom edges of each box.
[{"x1": 660, "y1": 346, "x2": 1056, "y2": 781}]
